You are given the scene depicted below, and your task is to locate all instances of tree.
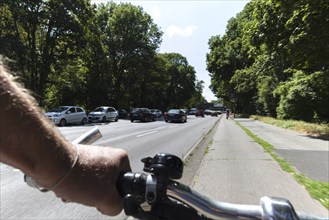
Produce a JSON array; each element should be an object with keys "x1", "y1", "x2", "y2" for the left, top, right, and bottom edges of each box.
[
  {"x1": 159, "y1": 53, "x2": 198, "y2": 109},
  {"x1": 188, "y1": 80, "x2": 207, "y2": 109},
  {"x1": 103, "y1": 2, "x2": 163, "y2": 108},
  {"x1": 207, "y1": 0, "x2": 329, "y2": 122},
  {"x1": 207, "y1": 10, "x2": 255, "y2": 113},
  {"x1": 1, "y1": 1, "x2": 205, "y2": 111},
  {"x1": 275, "y1": 69, "x2": 329, "y2": 122},
  {"x1": 0, "y1": 0, "x2": 93, "y2": 105}
]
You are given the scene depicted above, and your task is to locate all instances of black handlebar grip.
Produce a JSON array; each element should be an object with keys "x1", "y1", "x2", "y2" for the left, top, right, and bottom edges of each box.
[
  {"x1": 116, "y1": 171, "x2": 147, "y2": 198},
  {"x1": 116, "y1": 171, "x2": 210, "y2": 220}
]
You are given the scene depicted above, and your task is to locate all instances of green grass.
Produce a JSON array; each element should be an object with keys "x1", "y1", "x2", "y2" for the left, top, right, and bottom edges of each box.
[
  {"x1": 204, "y1": 140, "x2": 213, "y2": 155},
  {"x1": 249, "y1": 115, "x2": 329, "y2": 140},
  {"x1": 236, "y1": 121, "x2": 329, "y2": 209}
]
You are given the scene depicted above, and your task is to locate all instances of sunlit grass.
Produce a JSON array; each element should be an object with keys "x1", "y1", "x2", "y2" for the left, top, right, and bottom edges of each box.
[
  {"x1": 236, "y1": 121, "x2": 329, "y2": 210},
  {"x1": 204, "y1": 140, "x2": 213, "y2": 155}
]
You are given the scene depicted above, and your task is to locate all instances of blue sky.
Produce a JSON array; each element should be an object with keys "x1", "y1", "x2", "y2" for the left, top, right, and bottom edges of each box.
[{"x1": 92, "y1": 0, "x2": 249, "y2": 102}]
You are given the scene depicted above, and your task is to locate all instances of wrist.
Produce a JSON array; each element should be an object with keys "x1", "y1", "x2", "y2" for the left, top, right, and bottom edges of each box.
[
  {"x1": 27, "y1": 143, "x2": 79, "y2": 192},
  {"x1": 30, "y1": 140, "x2": 78, "y2": 190}
]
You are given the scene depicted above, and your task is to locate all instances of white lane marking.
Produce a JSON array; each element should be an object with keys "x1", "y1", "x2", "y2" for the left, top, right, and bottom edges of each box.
[
  {"x1": 136, "y1": 130, "x2": 157, "y2": 137},
  {"x1": 136, "y1": 124, "x2": 180, "y2": 137}
]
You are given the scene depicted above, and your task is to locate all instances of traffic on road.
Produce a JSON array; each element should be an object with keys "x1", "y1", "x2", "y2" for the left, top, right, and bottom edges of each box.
[{"x1": 0, "y1": 115, "x2": 219, "y2": 219}]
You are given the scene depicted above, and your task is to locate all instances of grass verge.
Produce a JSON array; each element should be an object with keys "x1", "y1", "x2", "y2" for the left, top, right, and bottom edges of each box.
[
  {"x1": 204, "y1": 140, "x2": 213, "y2": 155},
  {"x1": 236, "y1": 121, "x2": 329, "y2": 210},
  {"x1": 249, "y1": 115, "x2": 329, "y2": 140}
]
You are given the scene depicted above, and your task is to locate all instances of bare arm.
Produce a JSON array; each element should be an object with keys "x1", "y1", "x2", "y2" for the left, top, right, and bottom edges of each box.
[{"x1": 0, "y1": 63, "x2": 131, "y2": 215}]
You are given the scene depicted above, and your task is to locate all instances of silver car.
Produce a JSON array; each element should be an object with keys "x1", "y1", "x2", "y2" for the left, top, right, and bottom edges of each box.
[
  {"x1": 45, "y1": 106, "x2": 88, "y2": 126},
  {"x1": 88, "y1": 106, "x2": 119, "y2": 123}
]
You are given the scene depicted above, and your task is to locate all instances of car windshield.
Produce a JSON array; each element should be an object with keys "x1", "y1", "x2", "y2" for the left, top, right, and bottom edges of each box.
[
  {"x1": 168, "y1": 109, "x2": 180, "y2": 114},
  {"x1": 50, "y1": 106, "x2": 69, "y2": 112},
  {"x1": 93, "y1": 107, "x2": 104, "y2": 112},
  {"x1": 131, "y1": 108, "x2": 142, "y2": 113}
]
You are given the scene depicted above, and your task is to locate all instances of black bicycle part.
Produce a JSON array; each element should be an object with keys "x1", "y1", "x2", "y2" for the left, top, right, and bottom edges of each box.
[{"x1": 117, "y1": 153, "x2": 209, "y2": 220}]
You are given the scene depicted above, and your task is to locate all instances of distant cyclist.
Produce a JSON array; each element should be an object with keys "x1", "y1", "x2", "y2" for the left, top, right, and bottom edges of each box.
[{"x1": 226, "y1": 109, "x2": 229, "y2": 119}]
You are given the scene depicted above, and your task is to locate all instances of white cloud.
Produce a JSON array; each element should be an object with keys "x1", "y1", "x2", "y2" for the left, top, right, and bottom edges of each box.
[{"x1": 166, "y1": 25, "x2": 198, "y2": 38}]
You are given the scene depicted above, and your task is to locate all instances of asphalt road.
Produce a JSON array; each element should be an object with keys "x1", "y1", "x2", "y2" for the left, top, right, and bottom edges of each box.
[
  {"x1": 2, "y1": 115, "x2": 327, "y2": 219},
  {"x1": 0, "y1": 115, "x2": 218, "y2": 219}
]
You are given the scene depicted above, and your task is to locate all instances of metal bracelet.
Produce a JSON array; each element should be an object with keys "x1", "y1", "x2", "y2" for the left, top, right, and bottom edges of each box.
[{"x1": 24, "y1": 144, "x2": 79, "y2": 192}]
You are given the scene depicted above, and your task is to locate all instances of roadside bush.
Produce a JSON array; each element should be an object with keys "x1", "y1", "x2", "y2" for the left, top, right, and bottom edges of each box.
[{"x1": 274, "y1": 69, "x2": 329, "y2": 122}]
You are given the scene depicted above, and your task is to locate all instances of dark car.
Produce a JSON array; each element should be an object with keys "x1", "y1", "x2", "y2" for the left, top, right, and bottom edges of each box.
[
  {"x1": 118, "y1": 109, "x2": 128, "y2": 119},
  {"x1": 210, "y1": 111, "x2": 218, "y2": 117},
  {"x1": 195, "y1": 109, "x2": 205, "y2": 117},
  {"x1": 164, "y1": 109, "x2": 187, "y2": 123},
  {"x1": 130, "y1": 108, "x2": 155, "y2": 122},
  {"x1": 150, "y1": 109, "x2": 163, "y2": 118}
]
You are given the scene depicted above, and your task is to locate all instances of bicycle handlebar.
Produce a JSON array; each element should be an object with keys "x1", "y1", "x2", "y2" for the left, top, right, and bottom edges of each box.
[{"x1": 117, "y1": 153, "x2": 327, "y2": 220}]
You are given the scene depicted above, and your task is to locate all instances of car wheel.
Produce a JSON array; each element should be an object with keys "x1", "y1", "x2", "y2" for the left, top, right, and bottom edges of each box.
[
  {"x1": 165, "y1": 120, "x2": 169, "y2": 123},
  {"x1": 131, "y1": 119, "x2": 134, "y2": 122},
  {"x1": 115, "y1": 116, "x2": 119, "y2": 122},
  {"x1": 59, "y1": 119, "x2": 66, "y2": 127},
  {"x1": 102, "y1": 116, "x2": 106, "y2": 123},
  {"x1": 82, "y1": 118, "x2": 87, "y2": 125}
]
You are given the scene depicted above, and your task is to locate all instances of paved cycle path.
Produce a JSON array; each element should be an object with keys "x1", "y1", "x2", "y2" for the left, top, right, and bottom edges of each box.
[
  {"x1": 191, "y1": 117, "x2": 328, "y2": 217},
  {"x1": 236, "y1": 118, "x2": 329, "y2": 183}
]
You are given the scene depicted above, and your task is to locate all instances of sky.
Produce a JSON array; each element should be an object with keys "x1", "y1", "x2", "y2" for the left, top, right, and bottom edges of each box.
[{"x1": 92, "y1": 0, "x2": 249, "y2": 102}]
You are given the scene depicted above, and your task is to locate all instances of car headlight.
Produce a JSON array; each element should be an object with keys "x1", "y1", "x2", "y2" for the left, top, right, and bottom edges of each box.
[{"x1": 53, "y1": 113, "x2": 61, "y2": 117}]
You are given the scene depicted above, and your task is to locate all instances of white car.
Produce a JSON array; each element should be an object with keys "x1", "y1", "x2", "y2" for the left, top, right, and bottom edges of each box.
[
  {"x1": 88, "y1": 106, "x2": 119, "y2": 123},
  {"x1": 45, "y1": 106, "x2": 88, "y2": 126}
]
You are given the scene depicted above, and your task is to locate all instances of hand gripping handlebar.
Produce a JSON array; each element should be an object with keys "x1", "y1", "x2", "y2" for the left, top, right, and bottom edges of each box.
[{"x1": 117, "y1": 153, "x2": 327, "y2": 220}]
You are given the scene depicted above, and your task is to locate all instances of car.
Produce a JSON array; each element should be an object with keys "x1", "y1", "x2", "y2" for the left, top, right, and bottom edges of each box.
[
  {"x1": 204, "y1": 109, "x2": 212, "y2": 115},
  {"x1": 45, "y1": 106, "x2": 88, "y2": 126},
  {"x1": 88, "y1": 106, "x2": 118, "y2": 123},
  {"x1": 150, "y1": 109, "x2": 163, "y2": 118},
  {"x1": 164, "y1": 109, "x2": 187, "y2": 123},
  {"x1": 118, "y1": 109, "x2": 128, "y2": 119},
  {"x1": 130, "y1": 108, "x2": 156, "y2": 122},
  {"x1": 189, "y1": 108, "x2": 197, "y2": 115},
  {"x1": 181, "y1": 109, "x2": 189, "y2": 114},
  {"x1": 210, "y1": 111, "x2": 218, "y2": 117},
  {"x1": 195, "y1": 109, "x2": 205, "y2": 117}
]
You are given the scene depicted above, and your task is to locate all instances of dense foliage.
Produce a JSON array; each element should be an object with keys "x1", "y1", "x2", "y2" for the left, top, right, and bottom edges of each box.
[
  {"x1": 0, "y1": 0, "x2": 206, "y2": 111},
  {"x1": 207, "y1": 0, "x2": 329, "y2": 122}
]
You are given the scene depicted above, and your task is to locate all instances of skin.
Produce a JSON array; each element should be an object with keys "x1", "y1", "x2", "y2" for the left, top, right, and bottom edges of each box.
[{"x1": 0, "y1": 62, "x2": 131, "y2": 216}]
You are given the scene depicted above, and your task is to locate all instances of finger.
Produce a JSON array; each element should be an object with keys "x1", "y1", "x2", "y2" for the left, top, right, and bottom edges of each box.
[{"x1": 61, "y1": 198, "x2": 70, "y2": 203}]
